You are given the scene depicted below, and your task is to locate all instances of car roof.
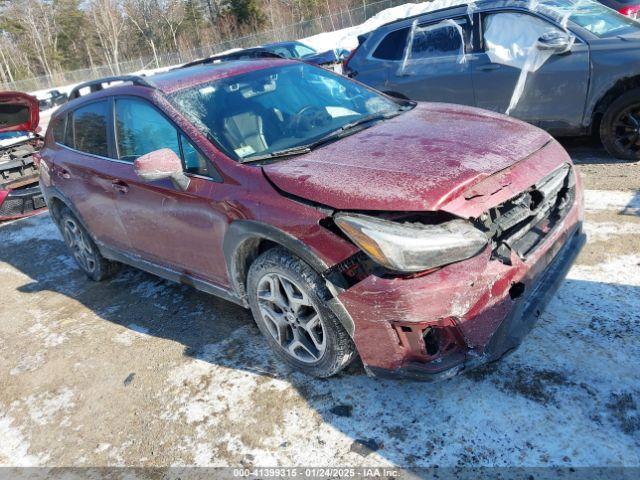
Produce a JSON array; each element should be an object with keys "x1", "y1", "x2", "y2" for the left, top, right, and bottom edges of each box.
[
  {"x1": 377, "y1": 0, "x2": 570, "y2": 29},
  {"x1": 262, "y1": 41, "x2": 305, "y2": 48},
  {"x1": 53, "y1": 58, "x2": 297, "y2": 118},
  {"x1": 151, "y1": 58, "x2": 294, "y2": 94}
]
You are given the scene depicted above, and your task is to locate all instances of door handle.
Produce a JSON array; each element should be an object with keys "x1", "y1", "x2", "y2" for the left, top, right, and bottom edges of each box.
[
  {"x1": 56, "y1": 168, "x2": 71, "y2": 179},
  {"x1": 478, "y1": 64, "x2": 501, "y2": 71},
  {"x1": 111, "y1": 180, "x2": 129, "y2": 194}
]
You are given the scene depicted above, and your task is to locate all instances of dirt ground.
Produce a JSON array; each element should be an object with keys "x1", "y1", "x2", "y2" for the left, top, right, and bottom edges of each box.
[{"x1": 1, "y1": 141, "x2": 639, "y2": 469}]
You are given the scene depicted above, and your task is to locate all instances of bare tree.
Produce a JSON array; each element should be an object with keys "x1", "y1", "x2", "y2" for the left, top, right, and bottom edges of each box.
[
  {"x1": 3, "y1": 0, "x2": 60, "y2": 77},
  {"x1": 161, "y1": 0, "x2": 186, "y2": 59},
  {"x1": 123, "y1": 0, "x2": 165, "y2": 68},
  {"x1": 89, "y1": 0, "x2": 127, "y2": 74}
]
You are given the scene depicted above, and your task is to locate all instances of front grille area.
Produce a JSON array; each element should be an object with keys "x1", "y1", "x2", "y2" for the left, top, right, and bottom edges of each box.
[{"x1": 477, "y1": 164, "x2": 575, "y2": 264}]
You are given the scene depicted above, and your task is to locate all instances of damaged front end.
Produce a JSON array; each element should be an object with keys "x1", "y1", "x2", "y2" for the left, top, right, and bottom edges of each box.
[
  {"x1": 0, "y1": 92, "x2": 46, "y2": 220},
  {"x1": 323, "y1": 161, "x2": 583, "y2": 381}
]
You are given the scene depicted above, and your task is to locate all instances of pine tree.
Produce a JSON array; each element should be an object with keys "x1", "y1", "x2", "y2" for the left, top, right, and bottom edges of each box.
[{"x1": 226, "y1": 0, "x2": 264, "y2": 26}]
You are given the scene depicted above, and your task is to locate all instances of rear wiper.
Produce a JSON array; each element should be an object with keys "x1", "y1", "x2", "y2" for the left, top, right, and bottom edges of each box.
[{"x1": 239, "y1": 109, "x2": 402, "y2": 163}]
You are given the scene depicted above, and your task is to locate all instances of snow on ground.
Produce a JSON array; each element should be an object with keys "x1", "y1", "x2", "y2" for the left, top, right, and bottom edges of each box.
[
  {"x1": 0, "y1": 185, "x2": 638, "y2": 467},
  {"x1": 584, "y1": 189, "x2": 640, "y2": 215}
]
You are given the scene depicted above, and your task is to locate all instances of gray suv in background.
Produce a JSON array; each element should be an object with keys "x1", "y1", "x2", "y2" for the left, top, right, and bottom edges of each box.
[{"x1": 344, "y1": 0, "x2": 640, "y2": 160}]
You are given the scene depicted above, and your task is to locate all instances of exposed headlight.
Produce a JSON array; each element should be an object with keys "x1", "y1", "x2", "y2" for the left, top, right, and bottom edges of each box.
[{"x1": 334, "y1": 213, "x2": 488, "y2": 272}]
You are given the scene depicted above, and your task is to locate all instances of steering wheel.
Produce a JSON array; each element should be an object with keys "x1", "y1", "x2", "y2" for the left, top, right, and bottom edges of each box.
[{"x1": 286, "y1": 106, "x2": 332, "y2": 136}]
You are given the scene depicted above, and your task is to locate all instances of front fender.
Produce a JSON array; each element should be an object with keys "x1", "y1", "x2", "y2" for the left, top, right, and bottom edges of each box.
[{"x1": 223, "y1": 220, "x2": 355, "y2": 337}]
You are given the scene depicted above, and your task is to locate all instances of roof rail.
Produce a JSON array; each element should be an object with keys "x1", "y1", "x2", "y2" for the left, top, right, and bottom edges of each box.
[
  {"x1": 378, "y1": 0, "x2": 484, "y2": 29},
  {"x1": 179, "y1": 49, "x2": 282, "y2": 69},
  {"x1": 68, "y1": 75, "x2": 155, "y2": 100}
]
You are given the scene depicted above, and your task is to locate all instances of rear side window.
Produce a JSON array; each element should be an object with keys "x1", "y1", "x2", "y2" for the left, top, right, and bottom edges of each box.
[
  {"x1": 72, "y1": 101, "x2": 109, "y2": 157},
  {"x1": 373, "y1": 28, "x2": 410, "y2": 61},
  {"x1": 374, "y1": 18, "x2": 470, "y2": 62},
  {"x1": 51, "y1": 115, "x2": 66, "y2": 144},
  {"x1": 409, "y1": 19, "x2": 468, "y2": 60}
]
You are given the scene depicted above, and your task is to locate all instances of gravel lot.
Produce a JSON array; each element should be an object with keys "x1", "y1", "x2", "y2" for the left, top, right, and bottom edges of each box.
[{"x1": 1, "y1": 140, "x2": 639, "y2": 468}]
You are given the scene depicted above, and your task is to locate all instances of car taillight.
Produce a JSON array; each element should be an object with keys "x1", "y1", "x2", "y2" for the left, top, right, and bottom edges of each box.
[
  {"x1": 342, "y1": 47, "x2": 360, "y2": 78},
  {"x1": 619, "y1": 5, "x2": 640, "y2": 17}
]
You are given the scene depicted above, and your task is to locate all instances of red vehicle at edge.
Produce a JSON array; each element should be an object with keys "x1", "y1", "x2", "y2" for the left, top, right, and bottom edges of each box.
[
  {"x1": 39, "y1": 59, "x2": 584, "y2": 380},
  {"x1": 0, "y1": 92, "x2": 46, "y2": 220}
]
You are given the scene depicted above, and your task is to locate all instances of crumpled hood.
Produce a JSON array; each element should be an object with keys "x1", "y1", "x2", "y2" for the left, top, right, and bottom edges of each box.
[
  {"x1": 262, "y1": 103, "x2": 561, "y2": 213},
  {"x1": 0, "y1": 92, "x2": 39, "y2": 134}
]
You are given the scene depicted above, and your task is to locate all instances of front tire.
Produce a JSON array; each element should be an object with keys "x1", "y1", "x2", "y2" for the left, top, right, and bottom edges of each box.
[
  {"x1": 57, "y1": 207, "x2": 118, "y2": 281},
  {"x1": 600, "y1": 88, "x2": 640, "y2": 160},
  {"x1": 247, "y1": 247, "x2": 356, "y2": 378}
]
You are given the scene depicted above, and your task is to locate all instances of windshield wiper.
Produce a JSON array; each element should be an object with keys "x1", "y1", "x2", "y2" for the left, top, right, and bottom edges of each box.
[
  {"x1": 339, "y1": 110, "x2": 402, "y2": 132},
  {"x1": 240, "y1": 109, "x2": 403, "y2": 163},
  {"x1": 239, "y1": 145, "x2": 312, "y2": 163}
]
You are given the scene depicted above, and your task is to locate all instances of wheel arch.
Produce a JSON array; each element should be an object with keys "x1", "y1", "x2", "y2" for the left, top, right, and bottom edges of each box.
[
  {"x1": 223, "y1": 220, "x2": 355, "y2": 337},
  {"x1": 589, "y1": 75, "x2": 640, "y2": 133}
]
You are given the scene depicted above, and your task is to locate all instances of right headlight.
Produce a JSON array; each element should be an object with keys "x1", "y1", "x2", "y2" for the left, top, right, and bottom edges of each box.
[{"x1": 334, "y1": 213, "x2": 488, "y2": 273}]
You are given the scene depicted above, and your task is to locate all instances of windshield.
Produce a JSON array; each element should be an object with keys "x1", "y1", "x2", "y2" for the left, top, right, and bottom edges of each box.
[
  {"x1": 542, "y1": 0, "x2": 640, "y2": 37},
  {"x1": 170, "y1": 63, "x2": 403, "y2": 161}
]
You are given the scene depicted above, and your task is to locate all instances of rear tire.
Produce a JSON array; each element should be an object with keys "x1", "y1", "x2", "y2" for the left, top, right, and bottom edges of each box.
[
  {"x1": 57, "y1": 207, "x2": 119, "y2": 281},
  {"x1": 600, "y1": 88, "x2": 640, "y2": 161},
  {"x1": 247, "y1": 247, "x2": 356, "y2": 378}
]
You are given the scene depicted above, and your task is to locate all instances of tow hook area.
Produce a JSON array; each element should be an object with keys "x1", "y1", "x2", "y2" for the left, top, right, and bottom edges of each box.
[{"x1": 392, "y1": 319, "x2": 465, "y2": 364}]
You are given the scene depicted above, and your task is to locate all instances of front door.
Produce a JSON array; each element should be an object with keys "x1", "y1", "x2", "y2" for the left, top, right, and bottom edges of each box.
[
  {"x1": 384, "y1": 16, "x2": 476, "y2": 105},
  {"x1": 109, "y1": 97, "x2": 229, "y2": 285},
  {"x1": 470, "y1": 11, "x2": 590, "y2": 133}
]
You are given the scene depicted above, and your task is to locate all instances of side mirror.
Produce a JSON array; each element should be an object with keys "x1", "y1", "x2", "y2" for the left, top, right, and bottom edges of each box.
[
  {"x1": 134, "y1": 148, "x2": 190, "y2": 191},
  {"x1": 536, "y1": 31, "x2": 575, "y2": 54}
]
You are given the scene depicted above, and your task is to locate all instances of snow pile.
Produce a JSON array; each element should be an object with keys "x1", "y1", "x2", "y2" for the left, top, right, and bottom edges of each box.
[{"x1": 302, "y1": 0, "x2": 470, "y2": 51}]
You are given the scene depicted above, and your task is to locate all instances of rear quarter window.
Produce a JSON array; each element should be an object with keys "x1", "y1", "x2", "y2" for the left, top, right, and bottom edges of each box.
[
  {"x1": 373, "y1": 28, "x2": 410, "y2": 61},
  {"x1": 51, "y1": 115, "x2": 66, "y2": 144},
  {"x1": 72, "y1": 101, "x2": 109, "y2": 157}
]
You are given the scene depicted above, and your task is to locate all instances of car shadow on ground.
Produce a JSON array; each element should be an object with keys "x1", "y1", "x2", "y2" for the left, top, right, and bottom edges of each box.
[{"x1": 1, "y1": 213, "x2": 639, "y2": 466}]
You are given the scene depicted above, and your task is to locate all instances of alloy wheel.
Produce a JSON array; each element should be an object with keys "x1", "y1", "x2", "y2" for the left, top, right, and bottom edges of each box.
[
  {"x1": 63, "y1": 218, "x2": 97, "y2": 274},
  {"x1": 612, "y1": 105, "x2": 640, "y2": 157},
  {"x1": 256, "y1": 272, "x2": 326, "y2": 364}
]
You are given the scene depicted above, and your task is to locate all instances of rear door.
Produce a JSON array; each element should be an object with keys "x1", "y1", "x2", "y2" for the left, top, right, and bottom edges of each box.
[
  {"x1": 108, "y1": 96, "x2": 229, "y2": 285},
  {"x1": 470, "y1": 10, "x2": 590, "y2": 133},
  {"x1": 51, "y1": 100, "x2": 130, "y2": 250},
  {"x1": 382, "y1": 16, "x2": 475, "y2": 104}
]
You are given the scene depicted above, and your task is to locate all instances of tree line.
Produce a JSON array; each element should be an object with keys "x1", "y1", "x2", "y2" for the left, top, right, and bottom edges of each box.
[{"x1": 0, "y1": 0, "x2": 377, "y2": 85}]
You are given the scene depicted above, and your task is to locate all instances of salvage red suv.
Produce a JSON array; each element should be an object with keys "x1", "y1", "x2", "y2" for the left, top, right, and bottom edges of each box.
[{"x1": 39, "y1": 59, "x2": 584, "y2": 380}]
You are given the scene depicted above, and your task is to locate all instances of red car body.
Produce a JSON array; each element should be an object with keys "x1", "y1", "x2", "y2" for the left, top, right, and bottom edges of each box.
[
  {"x1": 0, "y1": 92, "x2": 46, "y2": 221},
  {"x1": 39, "y1": 59, "x2": 584, "y2": 379}
]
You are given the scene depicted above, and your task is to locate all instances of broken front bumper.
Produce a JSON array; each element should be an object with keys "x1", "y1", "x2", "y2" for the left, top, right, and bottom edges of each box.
[{"x1": 337, "y1": 190, "x2": 584, "y2": 381}]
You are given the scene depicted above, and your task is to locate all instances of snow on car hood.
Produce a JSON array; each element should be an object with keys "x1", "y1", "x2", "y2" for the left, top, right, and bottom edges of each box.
[
  {"x1": 262, "y1": 103, "x2": 562, "y2": 213},
  {"x1": 0, "y1": 92, "x2": 39, "y2": 134}
]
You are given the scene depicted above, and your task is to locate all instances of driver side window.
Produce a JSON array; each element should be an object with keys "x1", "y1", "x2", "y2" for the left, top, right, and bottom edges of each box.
[
  {"x1": 482, "y1": 12, "x2": 564, "y2": 68},
  {"x1": 115, "y1": 98, "x2": 211, "y2": 176}
]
